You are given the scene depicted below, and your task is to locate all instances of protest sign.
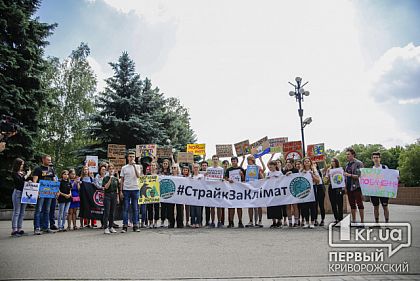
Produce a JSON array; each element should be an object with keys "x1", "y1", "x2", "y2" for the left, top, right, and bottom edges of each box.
[
  {"x1": 157, "y1": 147, "x2": 173, "y2": 159},
  {"x1": 136, "y1": 144, "x2": 157, "y2": 158},
  {"x1": 329, "y1": 167, "x2": 345, "y2": 189},
  {"x1": 283, "y1": 141, "x2": 303, "y2": 160},
  {"x1": 138, "y1": 175, "x2": 160, "y2": 204},
  {"x1": 307, "y1": 143, "x2": 326, "y2": 162},
  {"x1": 187, "y1": 144, "x2": 206, "y2": 155},
  {"x1": 159, "y1": 173, "x2": 315, "y2": 208},
  {"x1": 246, "y1": 165, "x2": 259, "y2": 182},
  {"x1": 250, "y1": 137, "x2": 270, "y2": 158},
  {"x1": 21, "y1": 182, "x2": 39, "y2": 204},
  {"x1": 228, "y1": 169, "x2": 242, "y2": 182},
  {"x1": 38, "y1": 180, "x2": 60, "y2": 198},
  {"x1": 234, "y1": 140, "x2": 250, "y2": 157},
  {"x1": 268, "y1": 137, "x2": 288, "y2": 154},
  {"x1": 86, "y1": 156, "x2": 98, "y2": 173},
  {"x1": 108, "y1": 157, "x2": 126, "y2": 171},
  {"x1": 205, "y1": 167, "x2": 224, "y2": 181},
  {"x1": 359, "y1": 168, "x2": 399, "y2": 198},
  {"x1": 107, "y1": 144, "x2": 126, "y2": 158},
  {"x1": 178, "y1": 152, "x2": 194, "y2": 163},
  {"x1": 79, "y1": 182, "x2": 104, "y2": 220},
  {"x1": 216, "y1": 144, "x2": 234, "y2": 158}
]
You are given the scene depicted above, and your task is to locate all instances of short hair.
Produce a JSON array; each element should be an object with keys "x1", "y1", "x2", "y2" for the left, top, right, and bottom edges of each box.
[
  {"x1": 268, "y1": 160, "x2": 277, "y2": 166},
  {"x1": 212, "y1": 155, "x2": 219, "y2": 160},
  {"x1": 222, "y1": 160, "x2": 229, "y2": 165},
  {"x1": 372, "y1": 152, "x2": 381, "y2": 157},
  {"x1": 108, "y1": 163, "x2": 115, "y2": 169},
  {"x1": 286, "y1": 158, "x2": 295, "y2": 164},
  {"x1": 346, "y1": 148, "x2": 356, "y2": 156},
  {"x1": 41, "y1": 154, "x2": 51, "y2": 160},
  {"x1": 201, "y1": 161, "x2": 208, "y2": 166},
  {"x1": 127, "y1": 151, "x2": 136, "y2": 156},
  {"x1": 231, "y1": 156, "x2": 238, "y2": 162}
]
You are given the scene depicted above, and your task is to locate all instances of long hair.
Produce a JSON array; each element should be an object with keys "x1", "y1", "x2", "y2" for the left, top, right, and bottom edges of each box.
[{"x1": 12, "y1": 158, "x2": 24, "y2": 173}]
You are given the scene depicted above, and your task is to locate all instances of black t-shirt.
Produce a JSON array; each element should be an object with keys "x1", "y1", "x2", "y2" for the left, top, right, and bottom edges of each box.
[
  {"x1": 225, "y1": 166, "x2": 245, "y2": 182},
  {"x1": 33, "y1": 165, "x2": 56, "y2": 181},
  {"x1": 58, "y1": 180, "x2": 72, "y2": 203},
  {"x1": 12, "y1": 172, "x2": 25, "y2": 191}
]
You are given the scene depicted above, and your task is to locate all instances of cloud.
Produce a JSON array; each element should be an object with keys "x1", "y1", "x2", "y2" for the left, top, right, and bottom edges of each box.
[{"x1": 369, "y1": 43, "x2": 420, "y2": 133}]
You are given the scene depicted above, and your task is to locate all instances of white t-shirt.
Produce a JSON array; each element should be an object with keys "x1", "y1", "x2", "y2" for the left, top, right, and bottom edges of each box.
[
  {"x1": 266, "y1": 170, "x2": 282, "y2": 178},
  {"x1": 120, "y1": 164, "x2": 142, "y2": 190},
  {"x1": 192, "y1": 174, "x2": 204, "y2": 180}
]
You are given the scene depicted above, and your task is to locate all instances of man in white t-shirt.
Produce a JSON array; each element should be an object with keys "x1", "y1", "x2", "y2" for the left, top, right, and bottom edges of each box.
[
  {"x1": 205, "y1": 155, "x2": 224, "y2": 228},
  {"x1": 120, "y1": 151, "x2": 142, "y2": 233},
  {"x1": 370, "y1": 152, "x2": 389, "y2": 223}
]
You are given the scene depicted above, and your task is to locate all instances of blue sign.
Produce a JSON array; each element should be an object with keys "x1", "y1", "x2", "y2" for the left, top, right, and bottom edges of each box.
[{"x1": 39, "y1": 180, "x2": 60, "y2": 198}]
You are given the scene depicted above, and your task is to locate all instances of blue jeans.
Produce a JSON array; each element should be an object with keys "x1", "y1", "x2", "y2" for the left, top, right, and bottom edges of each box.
[
  {"x1": 58, "y1": 202, "x2": 71, "y2": 229},
  {"x1": 34, "y1": 197, "x2": 52, "y2": 230},
  {"x1": 123, "y1": 190, "x2": 139, "y2": 226},
  {"x1": 190, "y1": 206, "x2": 202, "y2": 225},
  {"x1": 12, "y1": 190, "x2": 27, "y2": 231}
]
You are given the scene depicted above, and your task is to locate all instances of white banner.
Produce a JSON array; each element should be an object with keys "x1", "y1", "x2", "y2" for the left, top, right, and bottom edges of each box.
[
  {"x1": 159, "y1": 173, "x2": 315, "y2": 208},
  {"x1": 329, "y1": 167, "x2": 345, "y2": 189}
]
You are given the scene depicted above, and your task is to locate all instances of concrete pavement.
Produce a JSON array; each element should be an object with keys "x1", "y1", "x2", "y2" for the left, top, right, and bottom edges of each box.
[{"x1": 0, "y1": 204, "x2": 419, "y2": 280}]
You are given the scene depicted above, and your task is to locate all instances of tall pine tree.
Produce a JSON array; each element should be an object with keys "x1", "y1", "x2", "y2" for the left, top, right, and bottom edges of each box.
[
  {"x1": 83, "y1": 52, "x2": 196, "y2": 160},
  {"x1": 0, "y1": 0, "x2": 56, "y2": 207}
]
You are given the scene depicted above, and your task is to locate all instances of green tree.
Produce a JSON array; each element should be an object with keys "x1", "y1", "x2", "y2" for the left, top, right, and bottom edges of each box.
[
  {"x1": 83, "y1": 52, "x2": 196, "y2": 160},
  {"x1": 336, "y1": 144, "x2": 393, "y2": 168},
  {"x1": 398, "y1": 142, "x2": 420, "y2": 187},
  {"x1": 35, "y1": 43, "x2": 97, "y2": 172},
  {"x1": 0, "y1": 0, "x2": 55, "y2": 207}
]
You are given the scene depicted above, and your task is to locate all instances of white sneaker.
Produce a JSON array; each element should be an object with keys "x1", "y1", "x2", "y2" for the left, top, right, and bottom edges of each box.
[
  {"x1": 303, "y1": 223, "x2": 309, "y2": 229},
  {"x1": 160, "y1": 221, "x2": 165, "y2": 228},
  {"x1": 104, "y1": 228, "x2": 111, "y2": 234},
  {"x1": 109, "y1": 227, "x2": 117, "y2": 233},
  {"x1": 309, "y1": 224, "x2": 315, "y2": 229}
]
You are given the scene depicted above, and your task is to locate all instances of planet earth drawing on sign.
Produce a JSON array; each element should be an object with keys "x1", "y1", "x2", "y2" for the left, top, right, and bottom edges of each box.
[
  {"x1": 289, "y1": 177, "x2": 311, "y2": 199},
  {"x1": 333, "y1": 174, "x2": 344, "y2": 185}
]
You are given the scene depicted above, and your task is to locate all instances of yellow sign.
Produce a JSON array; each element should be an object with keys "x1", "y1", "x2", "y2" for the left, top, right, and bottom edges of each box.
[
  {"x1": 187, "y1": 144, "x2": 206, "y2": 155},
  {"x1": 138, "y1": 175, "x2": 160, "y2": 204}
]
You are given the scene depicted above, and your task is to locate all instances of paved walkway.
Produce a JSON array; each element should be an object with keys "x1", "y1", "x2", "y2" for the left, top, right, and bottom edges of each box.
[{"x1": 0, "y1": 205, "x2": 419, "y2": 280}]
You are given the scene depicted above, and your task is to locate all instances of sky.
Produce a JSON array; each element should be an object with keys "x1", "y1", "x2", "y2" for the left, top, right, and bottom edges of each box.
[{"x1": 36, "y1": 0, "x2": 420, "y2": 157}]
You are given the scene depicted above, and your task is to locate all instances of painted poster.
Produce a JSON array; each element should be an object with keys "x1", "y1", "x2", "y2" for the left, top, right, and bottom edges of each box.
[
  {"x1": 250, "y1": 137, "x2": 270, "y2": 158},
  {"x1": 245, "y1": 165, "x2": 259, "y2": 182},
  {"x1": 268, "y1": 137, "x2": 288, "y2": 154},
  {"x1": 38, "y1": 180, "x2": 60, "y2": 198},
  {"x1": 21, "y1": 182, "x2": 39, "y2": 204},
  {"x1": 234, "y1": 140, "x2": 250, "y2": 157},
  {"x1": 136, "y1": 144, "x2": 157, "y2": 158},
  {"x1": 178, "y1": 152, "x2": 194, "y2": 163},
  {"x1": 329, "y1": 167, "x2": 345, "y2": 189},
  {"x1": 359, "y1": 168, "x2": 399, "y2": 198},
  {"x1": 307, "y1": 143, "x2": 326, "y2": 162},
  {"x1": 283, "y1": 141, "x2": 303, "y2": 160},
  {"x1": 138, "y1": 175, "x2": 160, "y2": 204},
  {"x1": 86, "y1": 156, "x2": 98, "y2": 173}
]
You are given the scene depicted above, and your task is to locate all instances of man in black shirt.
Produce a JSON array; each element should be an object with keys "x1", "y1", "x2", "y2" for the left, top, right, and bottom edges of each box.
[
  {"x1": 225, "y1": 157, "x2": 245, "y2": 228},
  {"x1": 32, "y1": 155, "x2": 56, "y2": 235}
]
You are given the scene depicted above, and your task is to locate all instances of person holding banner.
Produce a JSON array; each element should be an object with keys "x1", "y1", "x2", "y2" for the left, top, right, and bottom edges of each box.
[
  {"x1": 159, "y1": 159, "x2": 172, "y2": 228},
  {"x1": 181, "y1": 166, "x2": 191, "y2": 227},
  {"x1": 32, "y1": 155, "x2": 56, "y2": 235},
  {"x1": 224, "y1": 156, "x2": 245, "y2": 228},
  {"x1": 11, "y1": 158, "x2": 30, "y2": 237},
  {"x1": 147, "y1": 162, "x2": 160, "y2": 228},
  {"x1": 325, "y1": 158, "x2": 344, "y2": 224},
  {"x1": 191, "y1": 163, "x2": 204, "y2": 228},
  {"x1": 120, "y1": 151, "x2": 142, "y2": 233},
  {"x1": 80, "y1": 166, "x2": 97, "y2": 228},
  {"x1": 300, "y1": 157, "x2": 320, "y2": 229},
  {"x1": 283, "y1": 159, "x2": 299, "y2": 227},
  {"x1": 245, "y1": 155, "x2": 264, "y2": 228},
  {"x1": 200, "y1": 161, "x2": 211, "y2": 226},
  {"x1": 102, "y1": 163, "x2": 119, "y2": 234},
  {"x1": 266, "y1": 160, "x2": 284, "y2": 228},
  {"x1": 206, "y1": 155, "x2": 225, "y2": 228},
  {"x1": 171, "y1": 163, "x2": 182, "y2": 228},
  {"x1": 344, "y1": 148, "x2": 364, "y2": 225},
  {"x1": 370, "y1": 152, "x2": 390, "y2": 223}
]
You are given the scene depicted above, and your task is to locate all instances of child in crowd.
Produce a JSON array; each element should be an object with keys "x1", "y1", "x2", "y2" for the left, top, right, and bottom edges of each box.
[
  {"x1": 58, "y1": 170, "x2": 72, "y2": 231},
  {"x1": 68, "y1": 169, "x2": 80, "y2": 230}
]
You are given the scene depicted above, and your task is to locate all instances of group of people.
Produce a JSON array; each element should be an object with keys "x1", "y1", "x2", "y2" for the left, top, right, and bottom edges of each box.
[{"x1": 10, "y1": 148, "x2": 391, "y2": 236}]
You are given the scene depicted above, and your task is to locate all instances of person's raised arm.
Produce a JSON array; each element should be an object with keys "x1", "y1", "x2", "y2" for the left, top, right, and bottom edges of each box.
[
  {"x1": 240, "y1": 155, "x2": 245, "y2": 168},
  {"x1": 259, "y1": 156, "x2": 266, "y2": 172}
]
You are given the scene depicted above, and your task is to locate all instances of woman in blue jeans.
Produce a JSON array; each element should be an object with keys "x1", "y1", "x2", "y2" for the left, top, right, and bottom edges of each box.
[{"x1": 11, "y1": 158, "x2": 31, "y2": 237}]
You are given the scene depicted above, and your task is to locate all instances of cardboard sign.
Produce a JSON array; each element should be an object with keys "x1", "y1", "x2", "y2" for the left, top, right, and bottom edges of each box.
[
  {"x1": 283, "y1": 141, "x2": 303, "y2": 160},
  {"x1": 307, "y1": 143, "x2": 326, "y2": 162},
  {"x1": 157, "y1": 147, "x2": 173, "y2": 159},
  {"x1": 178, "y1": 152, "x2": 194, "y2": 163},
  {"x1": 21, "y1": 182, "x2": 39, "y2": 204},
  {"x1": 205, "y1": 167, "x2": 224, "y2": 181},
  {"x1": 234, "y1": 140, "x2": 250, "y2": 157},
  {"x1": 136, "y1": 144, "x2": 157, "y2": 158},
  {"x1": 245, "y1": 165, "x2": 259, "y2": 182},
  {"x1": 108, "y1": 158, "x2": 126, "y2": 171},
  {"x1": 39, "y1": 180, "x2": 60, "y2": 198},
  {"x1": 216, "y1": 144, "x2": 234, "y2": 158},
  {"x1": 138, "y1": 175, "x2": 160, "y2": 204},
  {"x1": 329, "y1": 167, "x2": 345, "y2": 189},
  {"x1": 86, "y1": 156, "x2": 98, "y2": 173},
  {"x1": 187, "y1": 144, "x2": 206, "y2": 155},
  {"x1": 250, "y1": 137, "x2": 270, "y2": 158},
  {"x1": 268, "y1": 137, "x2": 288, "y2": 154},
  {"x1": 107, "y1": 144, "x2": 126, "y2": 158}
]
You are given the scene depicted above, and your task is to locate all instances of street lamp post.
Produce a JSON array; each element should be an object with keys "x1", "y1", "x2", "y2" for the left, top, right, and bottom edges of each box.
[{"x1": 288, "y1": 77, "x2": 311, "y2": 157}]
